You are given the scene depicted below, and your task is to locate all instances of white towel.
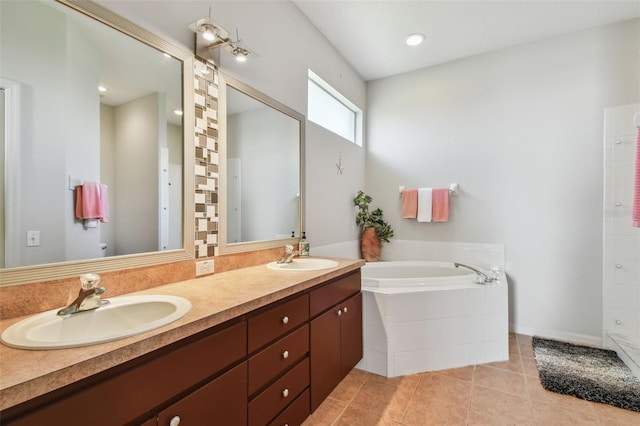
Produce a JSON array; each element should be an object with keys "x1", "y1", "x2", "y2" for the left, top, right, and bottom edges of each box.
[{"x1": 417, "y1": 188, "x2": 433, "y2": 222}]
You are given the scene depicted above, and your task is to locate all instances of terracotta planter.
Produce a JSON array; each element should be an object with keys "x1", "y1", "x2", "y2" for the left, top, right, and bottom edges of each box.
[{"x1": 361, "y1": 227, "x2": 382, "y2": 262}]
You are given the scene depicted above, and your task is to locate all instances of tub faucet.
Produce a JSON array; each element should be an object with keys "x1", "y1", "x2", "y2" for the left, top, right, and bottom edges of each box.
[
  {"x1": 454, "y1": 263, "x2": 496, "y2": 284},
  {"x1": 57, "y1": 273, "x2": 110, "y2": 316},
  {"x1": 277, "y1": 244, "x2": 300, "y2": 264}
]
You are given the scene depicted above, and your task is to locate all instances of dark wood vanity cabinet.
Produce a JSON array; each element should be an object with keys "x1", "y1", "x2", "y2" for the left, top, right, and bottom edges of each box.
[
  {"x1": 2, "y1": 269, "x2": 362, "y2": 426},
  {"x1": 157, "y1": 362, "x2": 248, "y2": 426},
  {"x1": 247, "y1": 294, "x2": 310, "y2": 426},
  {"x1": 309, "y1": 272, "x2": 363, "y2": 412},
  {"x1": 3, "y1": 321, "x2": 248, "y2": 426}
]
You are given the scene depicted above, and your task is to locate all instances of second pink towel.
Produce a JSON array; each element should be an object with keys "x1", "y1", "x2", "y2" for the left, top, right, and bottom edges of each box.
[{"x1": 432, "y1": 187, "x2": 450, "y2": 222}]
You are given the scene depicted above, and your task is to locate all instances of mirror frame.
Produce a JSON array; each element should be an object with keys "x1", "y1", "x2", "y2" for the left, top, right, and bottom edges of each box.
[
  {"x1": 218, "y1": 73, "x2": 305, "y2": 254},
  {"x1": 0, "y1": 0, "x2": 195, "y2": 286}
]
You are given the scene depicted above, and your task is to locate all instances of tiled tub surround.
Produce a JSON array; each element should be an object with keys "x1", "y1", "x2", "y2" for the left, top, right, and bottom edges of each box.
[
  {"x1": 0, "y1": 257, "x2": 363, "y2": 411},
  {"x1": 322, "y1": 240, "x2": 509, "y2": 377},
  {"x1": 313, "y1": 240, "x2": 505, "y2": 271},
  {"x1": 358, "y1": 267, "x2": 509, "y2": 377}
]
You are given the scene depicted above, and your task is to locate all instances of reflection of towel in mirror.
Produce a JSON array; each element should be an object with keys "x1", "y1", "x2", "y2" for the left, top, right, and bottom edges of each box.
[
  {"x1": 417, "y1": 188, "x2": 432, "y2": 222},
  {"x1": 75, "y1": 182, "x2": 109, "y2": 223},
  {"x1": 432, "y1": 187, "x2": 450, "y2": 222}
]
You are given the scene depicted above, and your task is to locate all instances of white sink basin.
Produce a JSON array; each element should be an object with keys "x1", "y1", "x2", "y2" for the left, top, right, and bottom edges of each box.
[
  {"x1": 1, "y1": 295, "x2": 191, "y2": 350},
  {"x1": 267, "y1": 258, "x2": 339, "y2": 271}
]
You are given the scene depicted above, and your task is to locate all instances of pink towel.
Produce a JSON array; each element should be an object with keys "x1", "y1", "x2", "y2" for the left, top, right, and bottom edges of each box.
[
  {"x1": 75, "y1": 182, "x2": 109, "y2": 223},
  {"x1": 432, "y1": 187, "x2": 450, "y2": 222},
  {"x1": 633, "y1": 128, "x2": 640, "y2": 227},
  {"x1": 401, "y1": 189, "x2": 418, "y2": 219}
]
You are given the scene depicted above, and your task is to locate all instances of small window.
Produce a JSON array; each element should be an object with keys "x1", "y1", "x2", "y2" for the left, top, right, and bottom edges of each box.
[{"x1": 308, "y1": 69, "x2": 362, "y2": 145}]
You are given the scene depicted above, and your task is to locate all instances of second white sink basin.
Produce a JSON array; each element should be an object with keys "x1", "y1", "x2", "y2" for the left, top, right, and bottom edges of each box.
[
  {"x1": 267, "y1": 258, "x2": 339, "y2": 271},
  {"x1": 1, "y1": 295, "x2": 191, "y2": 350}
]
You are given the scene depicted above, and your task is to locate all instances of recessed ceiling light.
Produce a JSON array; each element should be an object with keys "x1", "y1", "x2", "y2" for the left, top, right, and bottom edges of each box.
[
  {"x1": 406, "y1": 33, "x2": 425, "y2": 46},
  {"x1": 98, "y1": 85, "x2": 108, "y2": 93}
]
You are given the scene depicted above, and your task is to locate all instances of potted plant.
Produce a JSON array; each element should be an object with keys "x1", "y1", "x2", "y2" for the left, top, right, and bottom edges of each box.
[{"x1": 353, "y1": 190, "x2": 394, "y2": 261}]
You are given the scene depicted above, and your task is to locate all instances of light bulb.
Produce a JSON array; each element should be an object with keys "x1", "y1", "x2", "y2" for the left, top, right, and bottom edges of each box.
[
  {"x1": 235, "y1": 53, "x2": 247, "y2": 63},
  {"x1": 201, "y1": 24, "x2": 217, "y2": 41}
]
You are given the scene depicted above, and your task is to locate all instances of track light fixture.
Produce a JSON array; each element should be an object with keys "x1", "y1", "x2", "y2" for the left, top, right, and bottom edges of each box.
[
  {"x1": 189, "y1": 12, "x2": 253, "y2": 65},
  {"x1": 232, "y1": 46, "x2": 249, "y2": 62},
  {"x1": 200, "y1": 23, "x2": 218, "y2": 42}
]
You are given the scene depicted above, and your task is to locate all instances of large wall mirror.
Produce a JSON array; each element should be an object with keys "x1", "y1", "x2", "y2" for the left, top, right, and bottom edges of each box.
[
  {"x1": 0, "y1": 0, "x2": 195, "y2": 286},
  {"x1": 218, "y1": 73, "x2": 304, "y2": 254}
]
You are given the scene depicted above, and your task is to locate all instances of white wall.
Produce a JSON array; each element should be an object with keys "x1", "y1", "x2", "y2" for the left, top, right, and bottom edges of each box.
[
  {"x1": 98, "y1": 0, "x2": 368, "y2": 249},
  {"x1": 366, "y1": 19, "x2": 640, "y2": 342},
  {"x1": 1, "y1": 1, "x2": 102, "y2": 266},
  {"x1": 113, "y1": 93, "x2": 165, "y2": 255},
  {"x1": 167, "y1": 123, "x2": 183, "y2": 250},
  {"x1": 228, "y1": 107, "x2": 299, "y2": 241}
]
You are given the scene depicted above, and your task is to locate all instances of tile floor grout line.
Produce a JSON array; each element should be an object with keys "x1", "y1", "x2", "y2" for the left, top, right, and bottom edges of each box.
[
  {"x1": 306, "y1": 334, "x2": 640, "y2": 425},
  {"x1": 465, "y1": 364, "x2": 477, "y2": 425},
  {"x1": 396, "y1": 372, "x2": 421, "y2": 425},
  {"x1": 330, "y1": 372, "x2": 370, "y2": 425}
]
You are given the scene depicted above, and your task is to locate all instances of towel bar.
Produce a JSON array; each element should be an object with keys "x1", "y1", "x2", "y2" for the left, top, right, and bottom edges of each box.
[{"x1": 399, "y1": 183, "x2": 459, "y2": 197}]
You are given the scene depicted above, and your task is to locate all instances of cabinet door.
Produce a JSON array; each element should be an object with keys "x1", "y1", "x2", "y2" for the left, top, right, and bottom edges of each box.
[
  {"x1": 340, "y1": 292, "x2": 363, "y2": 377},
  {"x1": 310, "y1": 292, "x2": 363, "y2": 412},
  {"x1": 156, "y1": 362, "x2": 247, "y2": 426},
  {"x1": 310, "y1": 304, "x2": 342, "y2": 411}
]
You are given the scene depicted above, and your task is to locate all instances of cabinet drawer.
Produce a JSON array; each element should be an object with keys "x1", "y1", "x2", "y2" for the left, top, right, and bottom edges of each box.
[
  {"x1": 310, "y1": 270, "x2": 360, "y2": 317},
  {"x1": 249, "y1": 324, "x2": 309, "y2": 395},
  {"x1": 248, "y1": 294, "x2": 309, "y2": 353},
  {"x1": 268, "y1": 388, "x2": 310, "y2": 426},
  {"x1": 248, "y1": 358, "x2": 310, "y2": 426},
  {"x1": 157, "y1": 362, "x2": 247, "y2": 426}
]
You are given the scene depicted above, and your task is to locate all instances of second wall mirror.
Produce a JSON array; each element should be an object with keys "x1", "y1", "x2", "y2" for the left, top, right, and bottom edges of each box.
[{"x1": 218, "y1": 73, "x2": 305, "y2": 254}]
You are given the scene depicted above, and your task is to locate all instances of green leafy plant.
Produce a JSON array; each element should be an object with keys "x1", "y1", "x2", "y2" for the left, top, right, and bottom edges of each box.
[{"x1": 353, "y1": 190, "x2": 394, "y2": 243}]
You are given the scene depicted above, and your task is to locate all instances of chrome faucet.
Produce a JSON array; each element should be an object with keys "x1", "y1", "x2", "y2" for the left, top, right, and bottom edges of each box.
[
  {"x1": 454, "y1": 263, "x2": 496, "y2": 284},
  {"x1": 277, "y1": 244, "x2": 300, "y2": 264},
  {"x1": 57, "y1": 273, "x2": 110, "y2": 316}
]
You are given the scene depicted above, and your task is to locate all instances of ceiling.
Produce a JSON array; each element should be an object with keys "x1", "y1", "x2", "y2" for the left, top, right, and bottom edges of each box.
[{"x1": 293, "y1": 0, "x2": 640, "y2": 81}]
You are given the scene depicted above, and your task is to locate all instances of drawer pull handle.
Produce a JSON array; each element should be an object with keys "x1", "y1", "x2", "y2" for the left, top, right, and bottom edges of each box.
[
  {"x1": 169, "y1": 416, "x2": 181, "y2": 426},
  {"x1": 282, "y1": 350, "x2": 289, "y2": 359},
  {"x1": 343, "y1": 307, "x2": 348, "y2": 314},
  {"x1": 282, "y1": 316, "x2": 289, "y2": 324},
  {"x1": 337, "y1": 309, "x2": 342, "y2": 316},
  {"x1": 282, "y1": 388, "x2": 290, "y2": 398},
  {"x1": 616, "y1": 264, "x2": 623, "y2": 269}
]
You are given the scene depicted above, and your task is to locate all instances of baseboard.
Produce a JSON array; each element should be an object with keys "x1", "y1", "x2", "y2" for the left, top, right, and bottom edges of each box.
[{"x1": 510, "y1": 323, "x2": 602, "y2": 347}]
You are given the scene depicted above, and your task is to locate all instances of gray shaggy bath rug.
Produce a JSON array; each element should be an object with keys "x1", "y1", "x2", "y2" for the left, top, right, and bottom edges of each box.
[{"x1": 532, "y1": 336, "x2": 640, "y2": 412}]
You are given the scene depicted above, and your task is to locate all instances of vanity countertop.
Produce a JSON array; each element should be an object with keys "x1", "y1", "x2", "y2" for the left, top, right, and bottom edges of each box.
[{"x1": 0, "y1": 257, "x2": 365, "y2": 411}]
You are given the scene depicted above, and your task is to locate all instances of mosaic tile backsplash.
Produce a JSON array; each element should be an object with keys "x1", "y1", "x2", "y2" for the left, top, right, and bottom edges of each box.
[{"x1": 193, "y1": 59, "x2": 220, "y2": 259}]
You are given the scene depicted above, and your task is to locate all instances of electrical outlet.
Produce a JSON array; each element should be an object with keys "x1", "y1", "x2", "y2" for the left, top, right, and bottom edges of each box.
[
  {"x1": 196, "y1": 260, "x2": 214, "y2": 276},
  {"x1": 27, "y1": 231, "x2": 40, "y2": 247}
]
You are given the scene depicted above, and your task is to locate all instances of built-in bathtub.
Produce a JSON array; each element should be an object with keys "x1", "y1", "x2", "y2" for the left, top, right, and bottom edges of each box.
[{"x1": 356, "y1": 261, "x2": 509, "y2": 377}]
